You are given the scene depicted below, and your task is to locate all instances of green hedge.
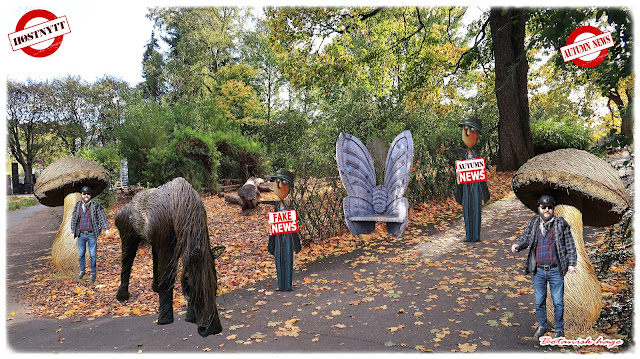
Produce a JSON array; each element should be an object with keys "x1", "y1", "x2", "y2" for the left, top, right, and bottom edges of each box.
[
  {"x1": 77, "y1": 143, "x2": 122, "y2": 209},
  {"x1": 210, "y1": 130, "x2": 267, "y2": 180},
  {"x1": 531, "y1": 116, "x2": 593, "y2": 154},
  {"x1": 144, "y1": 128, "x2": 221, "y2": 193}
]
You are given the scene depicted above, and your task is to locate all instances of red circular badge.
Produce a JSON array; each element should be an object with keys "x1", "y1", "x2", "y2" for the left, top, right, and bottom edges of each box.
[
  {"x1": 565, "y1": 26, "x2": 609, "y2": 68},
  {"x1": 15, "y1": 9, "x2": 64, "y2": 58}
]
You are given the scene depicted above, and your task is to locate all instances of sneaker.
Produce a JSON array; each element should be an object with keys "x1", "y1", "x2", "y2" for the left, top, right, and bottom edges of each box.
[
  {"x1": 78, "y1": 271, "x2": 86, "y2": 280},
  {"x1": 90, "y1": 273, "x2": 96, "y2": 282},
  {"x1": 555, "y1": 331, "x2": 565, "y2": 339}
]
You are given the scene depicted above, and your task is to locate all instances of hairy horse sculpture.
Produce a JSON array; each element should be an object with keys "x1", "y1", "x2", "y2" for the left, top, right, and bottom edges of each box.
[{"x1": 115, "y1": 177, "x2": 224, "y2": 337}]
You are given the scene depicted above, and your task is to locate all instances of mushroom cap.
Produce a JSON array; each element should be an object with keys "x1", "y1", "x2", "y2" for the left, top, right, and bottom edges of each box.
[
  {"x1": 512, "y1": 148, "x2": 630, "y2": 227},
  {"x1": 34, "y1": 157, "x2": 110, "y2": 207}
]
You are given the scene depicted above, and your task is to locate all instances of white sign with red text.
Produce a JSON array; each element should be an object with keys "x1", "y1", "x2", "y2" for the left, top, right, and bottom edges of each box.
[
  {"x1": 268, "y1": 209, "x2": 299, "y2": 235},
  {"x1": 560, "y1": 26, "x2": 614, "y2": 68},
  {"x1": 455, "y1": 158, "x2": 487, "y2": 184}
]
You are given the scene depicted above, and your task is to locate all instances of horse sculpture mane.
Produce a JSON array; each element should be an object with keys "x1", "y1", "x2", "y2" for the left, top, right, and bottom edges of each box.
[{"x1": 115, "y1": 177, "x2": 223, "y2": 337}]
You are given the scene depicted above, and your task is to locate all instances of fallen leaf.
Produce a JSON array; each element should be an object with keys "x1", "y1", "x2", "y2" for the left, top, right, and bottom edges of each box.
[{"x1": 459, "y1": 343, "x2": 477, "y2": 353}]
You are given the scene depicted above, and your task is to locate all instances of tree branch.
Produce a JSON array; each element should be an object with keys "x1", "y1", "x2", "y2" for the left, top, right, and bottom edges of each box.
[{"x1": 448, "y1": 16, "x2": 491, "y2": 76}]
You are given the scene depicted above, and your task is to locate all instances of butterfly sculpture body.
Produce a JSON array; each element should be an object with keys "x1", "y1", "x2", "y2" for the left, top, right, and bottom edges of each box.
[{"x1": 336, "y1": 131, "x2": 413, "y2": 238}]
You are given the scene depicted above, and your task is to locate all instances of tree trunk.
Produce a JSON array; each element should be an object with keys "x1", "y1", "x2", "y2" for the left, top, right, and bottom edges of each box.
[
  {"x1": 609, "y1": 91, "x2": 633, "y2": 141},
  {"x1": 490, "y1": 8, "x2": 535, "y2": 171},
  {"x1": 225, "y1": 177, "x2": 271, "y2": 210},
  {"x1": 24, "y1": 163, "x2": 34, "y2": 189}
]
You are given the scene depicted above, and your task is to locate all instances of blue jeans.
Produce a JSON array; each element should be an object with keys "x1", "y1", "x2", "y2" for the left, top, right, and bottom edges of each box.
[
  {"x1": 78, "y1": 232, "x2": 97, "y2": 274},
  {"x1": 533, "y1": 266, "x2": 565, "y2": 331}
]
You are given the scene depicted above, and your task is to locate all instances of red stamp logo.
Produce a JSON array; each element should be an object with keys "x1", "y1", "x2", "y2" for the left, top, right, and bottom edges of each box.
[
  {"x1": 8, "y1": 9, "x2": 71, "y2": 58},
  {"x1": 456, "y1": 158, "x2": 487, "y2": 185},
  {"x1": 560, "y1": 26, "x2": 613, "y2": 68},
  {"x1": 268, "y1": 209, "x2": 299, "y2": 235}
]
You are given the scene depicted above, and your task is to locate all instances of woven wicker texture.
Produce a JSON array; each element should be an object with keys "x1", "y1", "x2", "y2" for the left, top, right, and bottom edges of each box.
[
  {"x1": 545, "y1": 205, "x2": 602, "y2": 331},
  {"x1": 34, "y1": 157, "x2": 110, "y2": 207},
  {"x1": 51, "y1": 192, "x2": 82, "y2": 275},
  {"x1": 512, "y1": 148, "x2": 629, "y2": 227}
]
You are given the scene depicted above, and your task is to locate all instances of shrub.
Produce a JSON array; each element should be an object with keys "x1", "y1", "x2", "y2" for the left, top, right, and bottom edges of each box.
[
  {"x1": 530, "y1": 116, "x2": 593, "y2": 154},
  {"x1": 77, "y1": 143, "x2": 122, "y2": 209},
  {"x1": 116, "y1": 99, "x2": 171, "y2": 184},
  {"x1": 144, "y1": 128, "x2": 221, "y2": 193},
  {"x1": 210, "y1": 130, "x2": 267, "y2": 180}
]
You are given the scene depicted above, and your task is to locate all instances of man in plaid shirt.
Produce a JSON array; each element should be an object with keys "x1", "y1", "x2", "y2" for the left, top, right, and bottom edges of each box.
[
  {"x1": 71, "y1": 185, "x2": 110, "y2": 282},
  {"x1": 511, "y1": 195, "x2": 577, "y2": 340}
]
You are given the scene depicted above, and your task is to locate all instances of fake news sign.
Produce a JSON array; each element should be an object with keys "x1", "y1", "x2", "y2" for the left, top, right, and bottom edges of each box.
[
  {"x1": 268, "y1": 209, "x2": 299, "y2": 235},
  {"x1": 455, "y1": 158, "x2": 487, "y2": 184}
]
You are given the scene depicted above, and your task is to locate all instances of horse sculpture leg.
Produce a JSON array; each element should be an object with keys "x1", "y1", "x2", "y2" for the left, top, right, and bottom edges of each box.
[
  {"x1": 116, "y1": 237, "x2": 140, "y2": 301},
  {"x1": 182, "y1": 271, "x2": 197, "y2": 324},
  {"x1": 157, "y1": 266, "x2": 177, "y2": 325},
  {"x1": 151, "y1": 247, "x2": 159, "y2": 293},
  {"x1": 155, "y1": 233, "x2": 178, "y2": 325},
  {"x1": 115, "y1": 205, "x2": 140, "y2": 302}
]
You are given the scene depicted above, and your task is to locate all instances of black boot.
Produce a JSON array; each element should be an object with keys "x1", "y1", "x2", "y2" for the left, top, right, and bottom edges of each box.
[{"x1": 534, "y1": 326, "x2": 547, "y2": 339}]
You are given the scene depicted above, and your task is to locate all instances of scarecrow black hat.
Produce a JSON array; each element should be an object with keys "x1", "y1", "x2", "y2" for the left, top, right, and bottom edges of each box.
[
  {"x1": 270, "y1": 168, "x2": 295, "y2": 187},
  {"x1": 458, "y1": 116, "x2": 482, "y2": 134}
]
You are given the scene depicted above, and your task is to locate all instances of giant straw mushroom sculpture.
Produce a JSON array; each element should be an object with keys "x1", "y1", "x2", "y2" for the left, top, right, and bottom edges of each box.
[
  {"x1": 34, "y1": 157, "x2": 110, "y2": 275},
  {"x1": 512, "y1": 148, "x2": 630, "y2": 331}
]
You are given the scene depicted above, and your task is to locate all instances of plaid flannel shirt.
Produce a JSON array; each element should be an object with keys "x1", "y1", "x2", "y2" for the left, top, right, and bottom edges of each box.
[
  {"x1": 71, "y1": 200, "x2": 109, "y2": 238},
  {"x1": 535, "y1": 226, "x2": 556, "y2": 266},
  {"x1": 514, "y1": 215, "x2": 577, "y2": 276}
]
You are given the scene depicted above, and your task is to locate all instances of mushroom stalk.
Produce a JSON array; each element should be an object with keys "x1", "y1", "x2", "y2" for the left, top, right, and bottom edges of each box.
[
  {"x1": 547, "y1": 204, "x2": 602, "y2": 332},
  {"x1": 51, "y1": 192, "x2": 81, "y2": 275}
]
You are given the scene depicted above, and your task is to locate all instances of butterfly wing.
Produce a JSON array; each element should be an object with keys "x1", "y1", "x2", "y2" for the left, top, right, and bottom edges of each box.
[
  {"x1": 384, "y1": 130, "x2": 414, "y2": 202},
  {"x1": 336, "y1": 132, "x2": 377, "y2": 235},
  {"x1": 336, "y1": 132, "x2": 376, "y2": 203}
]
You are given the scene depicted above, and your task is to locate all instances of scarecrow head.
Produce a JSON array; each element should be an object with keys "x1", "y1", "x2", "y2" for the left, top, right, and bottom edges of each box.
[
  {"x1": 270, "y1": 168, "x2": 295, "y2": 201},
  {"x1": 458, "y1": 116, "x2": 482, "y2": 150}
]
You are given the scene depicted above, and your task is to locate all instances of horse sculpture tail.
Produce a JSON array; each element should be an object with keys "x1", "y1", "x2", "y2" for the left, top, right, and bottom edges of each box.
[{"x1": 166, "y1": 178, "x2": 222, "y2": 336}]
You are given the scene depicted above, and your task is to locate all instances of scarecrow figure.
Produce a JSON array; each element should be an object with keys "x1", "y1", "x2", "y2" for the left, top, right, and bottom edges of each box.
[
  {"x1": 447, "y1": 116, "x2": 490, "y2": 242},
  {"x1": 260, "y1": 169, "x2": 301, "y2": 291}
]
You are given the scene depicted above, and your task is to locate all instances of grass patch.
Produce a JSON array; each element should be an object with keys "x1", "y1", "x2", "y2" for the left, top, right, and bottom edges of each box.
[{"x1": 7, "y1": 196, "x2": 39, "y2": 211}]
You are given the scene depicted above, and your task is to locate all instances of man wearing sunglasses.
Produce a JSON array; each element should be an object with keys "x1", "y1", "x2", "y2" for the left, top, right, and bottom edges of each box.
[
  {"x1": 511, "y1": 195, "x2": 577, "y2": 340},
  {"x1": 71, "y1": 185, "x2": 110, "y2": 282}
]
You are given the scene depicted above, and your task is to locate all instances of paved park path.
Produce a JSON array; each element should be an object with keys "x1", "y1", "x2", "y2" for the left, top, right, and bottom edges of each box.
[
  {"x1": 8, "y1": 145, "x2": 633, "y2": 354},
  {"x1": 5, "y1": 192, "x2": 608, "y2": 354}
]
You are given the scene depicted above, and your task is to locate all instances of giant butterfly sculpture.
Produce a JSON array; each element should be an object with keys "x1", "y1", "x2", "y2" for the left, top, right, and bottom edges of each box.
[{"x1": 336, "y1": 131, "x2": 414, "y2": 238}]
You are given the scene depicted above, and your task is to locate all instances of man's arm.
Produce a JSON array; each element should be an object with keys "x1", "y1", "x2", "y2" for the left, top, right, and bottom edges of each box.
[
  {"x1": 95, "y1": 202, "x2": 110, "y2": 235},
  {"x1": 512, "y1": 217, "x2": 536, "y2": 253}
]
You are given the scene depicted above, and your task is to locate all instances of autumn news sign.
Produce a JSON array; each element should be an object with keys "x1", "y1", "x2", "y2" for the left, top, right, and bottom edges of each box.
[
  {"x1": 268, "y1": 209, "x2": 299, "y2": 235},
  {"x1": 456, "y1": 158, "x2": 487, "y2": 184}
]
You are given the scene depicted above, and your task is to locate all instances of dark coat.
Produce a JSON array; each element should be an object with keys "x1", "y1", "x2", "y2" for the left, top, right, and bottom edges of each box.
[
  {"x1": 514, "y1": 216, "x2": 578, "y2": 277},
  {"x1": 262, "y1": 200, "x2": 301, "y2": 255},
  {"x1": 71, "y1": 200, "x2": 109, "y2": 238},
  {"x1": 449, "y1": 148, "x2": 490, "y2": 205}
]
